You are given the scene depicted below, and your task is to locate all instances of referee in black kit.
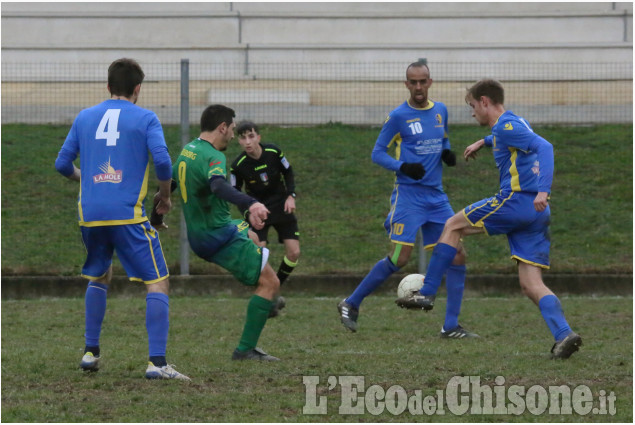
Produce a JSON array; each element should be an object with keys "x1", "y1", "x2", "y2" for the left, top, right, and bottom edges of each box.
[{"x1": 230, "y1": 120, "x2": 300, "y2": 317}]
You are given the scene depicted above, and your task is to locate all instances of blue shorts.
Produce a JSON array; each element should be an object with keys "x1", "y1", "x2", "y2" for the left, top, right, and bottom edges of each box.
[
  {"x1": 80, "y1": 221, "x2": 169, "y2": 284},
  {"x1": 383, "y1": 184, "x2": 455, "y2": 249},
  {"x1": 463, "y1": 191, "x2": 551, "y2": 268}
]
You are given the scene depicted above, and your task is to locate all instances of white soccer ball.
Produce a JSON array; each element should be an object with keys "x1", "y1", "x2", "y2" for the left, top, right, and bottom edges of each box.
[{"x1": 397, "y1": 273, "x2": 425, "y2": 298}]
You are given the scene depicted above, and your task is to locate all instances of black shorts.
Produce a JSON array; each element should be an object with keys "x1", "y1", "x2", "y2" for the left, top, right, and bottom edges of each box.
[{"x1": 253, "y1": 208, "x2": 299, "y2": 244}]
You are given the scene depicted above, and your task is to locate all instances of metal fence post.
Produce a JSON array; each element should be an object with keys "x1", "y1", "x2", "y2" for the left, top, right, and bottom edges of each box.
[{"x1": 179, "y1": 59, "x2": 190, "y2": 275}]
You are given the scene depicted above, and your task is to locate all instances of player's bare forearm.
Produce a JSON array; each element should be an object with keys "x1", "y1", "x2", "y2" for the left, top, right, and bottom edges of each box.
[
  {"x1": 464, "y1": 139, "x2": 485, "y2": 161},
  {"x1": 155, "y1": 179, "x2": 172, "y2": 215},
  {"x1": 68, "y1": 165, "x2": 81, "y2": 182}
]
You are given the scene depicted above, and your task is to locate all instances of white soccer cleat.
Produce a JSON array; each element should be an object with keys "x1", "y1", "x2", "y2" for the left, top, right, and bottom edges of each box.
[
  {"x1": 145, "y1": 362, "x2": 191, "y2": 381},
  {"x1": 80, "y1": 352, "x2": 100, "y2": 371}
]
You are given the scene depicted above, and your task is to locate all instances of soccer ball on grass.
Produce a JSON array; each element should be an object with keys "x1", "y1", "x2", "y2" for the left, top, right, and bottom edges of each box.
[{"x1": 397, "y1": 273, "x2": 424, "y2": 298}]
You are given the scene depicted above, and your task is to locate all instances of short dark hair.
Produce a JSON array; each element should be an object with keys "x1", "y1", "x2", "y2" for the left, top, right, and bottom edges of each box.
[
  {"x1": 236, "y1": 120, "x2": 259, "y2": 136},
  {"x1": 466, "y1": 79, "x2": 505, "y2": 105},
  {"x1": 108, "y1": 58, "x2": 145, "y2": 97},
  {"x1": 406, "y1": 61, "x2": 430, "y2": 78},
  {"x1": 200, "y1": 104, "x2": 235, "y2": 132}
]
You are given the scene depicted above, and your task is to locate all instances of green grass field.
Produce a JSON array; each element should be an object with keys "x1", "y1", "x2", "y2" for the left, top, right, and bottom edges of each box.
[
  {"x1": 1, "y1": 123, "x2": 632, "y2": 276},
  {"x1": 1, "y1": 295, "x2": 631, "y2": 422}
]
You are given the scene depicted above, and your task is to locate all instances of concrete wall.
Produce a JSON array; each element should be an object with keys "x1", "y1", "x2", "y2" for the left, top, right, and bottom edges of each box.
[{"x1": 2, "y1": 2, "x2": 632, "y2": 67}]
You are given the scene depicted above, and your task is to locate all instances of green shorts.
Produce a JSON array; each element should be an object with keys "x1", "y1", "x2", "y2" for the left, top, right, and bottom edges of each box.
[
  {"x1": 187, "y1": 220, "x2": 269, "y2": 286},
  {"x1": 207, "y1": 220, "x2": 264, "y2": 286}
]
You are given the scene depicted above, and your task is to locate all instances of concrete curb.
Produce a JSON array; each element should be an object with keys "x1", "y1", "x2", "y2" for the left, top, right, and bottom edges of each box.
[{"x1": 1, "y1": 274, "x2": 632, "y2": 299}]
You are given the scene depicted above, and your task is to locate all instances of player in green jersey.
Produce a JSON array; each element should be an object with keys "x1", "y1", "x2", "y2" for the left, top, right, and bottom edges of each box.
[{"x1": 160, "y1": 104, "x2": 281, "y2": 361}]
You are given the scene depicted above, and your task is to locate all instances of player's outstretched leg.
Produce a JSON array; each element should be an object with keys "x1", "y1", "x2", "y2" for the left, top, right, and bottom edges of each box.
[
  {"x1": 340, "y1": 257, "x2": 400, "y2": 331},
  {"x1": 396, "y1": 243, "x2": 457, "y2": 310}
]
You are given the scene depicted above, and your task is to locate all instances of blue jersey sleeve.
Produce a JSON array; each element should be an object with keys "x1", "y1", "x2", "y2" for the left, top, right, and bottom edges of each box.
[
  {"x1": 55, "y1": 118, "x2": 80, "y2": 176},
  {"x1": 145, "y1": 115, "x2": 172, "y2": 181},
  {"x1": 496, "y1": 117, "x2": 535, "y2": 150},
  {"x1": 371, "y1": 115, "x2": 402, "y2": 172},
  {"x1": 528, "y1": 136, "x2": 554, "y2": 193}
]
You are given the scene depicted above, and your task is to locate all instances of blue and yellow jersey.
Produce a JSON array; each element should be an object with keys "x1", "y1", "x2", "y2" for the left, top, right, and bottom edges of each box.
[
  {"x1": 372, "y1": 100, "x2": 450, "y2": 191},
  {"x1": 484, "y1": 110, "x2": 554, "y2": 195},
  {"x1": 58, "y1": 99, "x2": 170, "y2": 226}
]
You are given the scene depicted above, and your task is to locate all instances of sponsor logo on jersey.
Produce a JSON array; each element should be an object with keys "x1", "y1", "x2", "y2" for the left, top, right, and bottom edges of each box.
[
  {"x1": 208, "y1": 167, "x2": 225, "y2": 178},
  {"x1": 281, "y1": 157, "x2": 290, "y2": 169},
  {"x1": 504, "y1": 122, "x2": 514, "y2": 131},
  {"x1": 93, "y1": 158, "x2": 122, "y2": 184},
  {"x1": 532, "y1": 160, "x2": 540, "y2": 175},
  {"x1": 181, "y1": 149, "x2": 197, "y2": 160}
]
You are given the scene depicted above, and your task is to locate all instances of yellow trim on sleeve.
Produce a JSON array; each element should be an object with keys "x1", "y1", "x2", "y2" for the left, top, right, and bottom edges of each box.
[{"x1": 387, "y1": 133, "x2": 400, "y2": 149}]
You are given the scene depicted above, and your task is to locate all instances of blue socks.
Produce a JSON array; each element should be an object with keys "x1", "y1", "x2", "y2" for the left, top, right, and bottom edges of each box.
[
  {"x1": 443, "y1": 264, "x2": 466, "y2": 331},
  {"x1": 84, "y1": 282, "x2": 108, "y2": 351},
  {"x1": 146, "y1": 293, "x2": 169, "y2": 366},
  {"x1": 421, "y1": 243, "x2": 457, "y2": 295},
  {"x1": 347, "y1": 257, "x2": 400, "y2": 309},
  {"x1": 538, "y1": 294, "x2": 572, "y2": 341}
]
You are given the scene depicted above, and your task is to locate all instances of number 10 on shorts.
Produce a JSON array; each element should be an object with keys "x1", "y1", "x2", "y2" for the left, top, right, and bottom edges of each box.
[{"x1": 392, "y1": 223, "x2": 404, "y2": 236}]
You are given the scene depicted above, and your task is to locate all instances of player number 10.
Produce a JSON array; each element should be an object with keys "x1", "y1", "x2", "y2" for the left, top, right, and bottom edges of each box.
[{"x1": 408, "y1": 122, "x2": 423, "y2": 135}]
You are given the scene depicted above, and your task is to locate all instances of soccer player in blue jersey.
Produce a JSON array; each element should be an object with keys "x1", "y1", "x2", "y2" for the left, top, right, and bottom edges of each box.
[
  {"x1": 398, "y1": 79, "x2": 582, "y2": 358},
  {"x1": 337, "y1": 62, "x2": 474, "y2": 337},
  {"x1": 55, "y1": 58, "x2": 189, "y2": 379}
]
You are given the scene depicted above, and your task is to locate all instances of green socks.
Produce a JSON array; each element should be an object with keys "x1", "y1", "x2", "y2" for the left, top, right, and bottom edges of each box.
[{"x1": 237, "y1": 295, "x2": 273, "y2": 352}]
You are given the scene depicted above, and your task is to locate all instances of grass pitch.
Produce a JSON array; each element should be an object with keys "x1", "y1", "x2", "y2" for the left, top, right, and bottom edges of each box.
[{"x1": 2, "y1": 294, "x2": 632, "y2": 422}]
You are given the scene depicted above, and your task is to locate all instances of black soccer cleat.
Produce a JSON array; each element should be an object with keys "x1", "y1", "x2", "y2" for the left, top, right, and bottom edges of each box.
[
  {"x1": 395, "y1": 294, "x2": 435, "y2": 311},
  {"x1": 232, "y1": 347, "x2": 280, "y2": 362},
  {"x1": 337, "y1": 299, "x2": 359, "y2": 332},
  {"x1": 268, "y1": 296, "x2": 286, "y2": 318},
  {"x1": 551, "y1": 332, "x2": 582, "y2": 359},
  {"x1": 440, "y1": 325, "x2": 480, "y2": 339}
]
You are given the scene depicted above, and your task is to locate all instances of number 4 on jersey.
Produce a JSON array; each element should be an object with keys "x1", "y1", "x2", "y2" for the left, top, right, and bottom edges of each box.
[{"x1": 96, "y1": 109, "x2": 121, "y2": 146}]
